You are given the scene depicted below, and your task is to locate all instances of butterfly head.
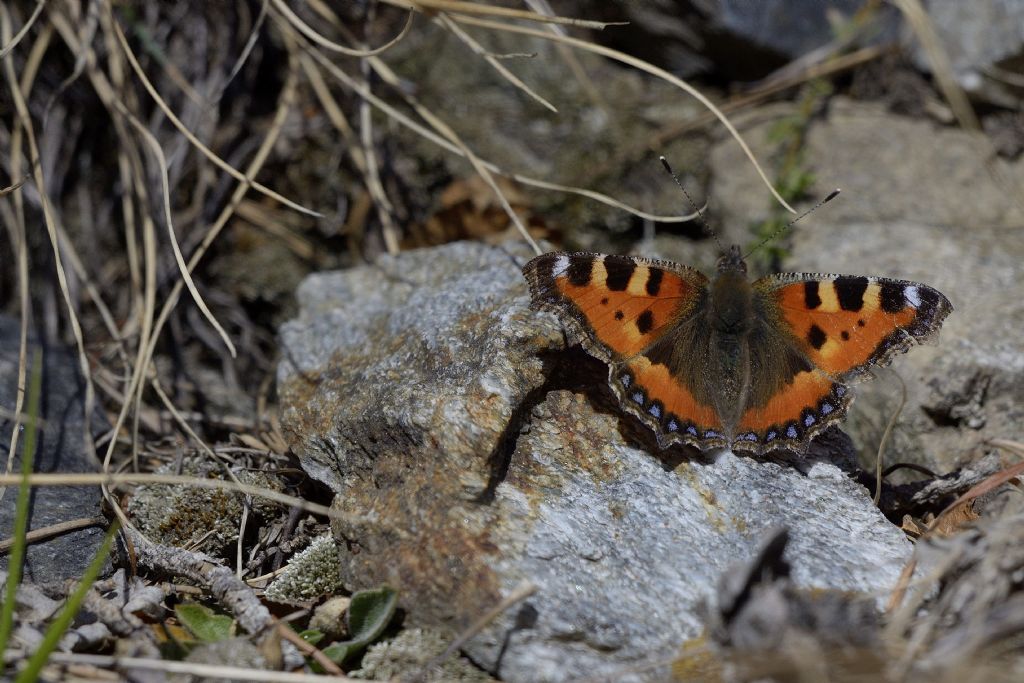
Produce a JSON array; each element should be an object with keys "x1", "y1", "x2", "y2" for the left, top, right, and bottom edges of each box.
[{"x1": 716, "y1": 244, "x2": 747, "y2": 275}]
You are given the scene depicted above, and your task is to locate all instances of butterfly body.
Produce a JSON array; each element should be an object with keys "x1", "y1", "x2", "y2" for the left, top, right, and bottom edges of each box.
[{"x1": 523, "y1": 247, "x2": 951, "y2": 454}]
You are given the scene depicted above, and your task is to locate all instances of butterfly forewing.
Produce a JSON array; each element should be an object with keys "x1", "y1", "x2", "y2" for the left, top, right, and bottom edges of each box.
[
  {"x1": 522, "y1": 253, "x2": 708, "y2": 363},
  {"x1": 755, "y1": 273, "x2": 953, "y2": 383}
]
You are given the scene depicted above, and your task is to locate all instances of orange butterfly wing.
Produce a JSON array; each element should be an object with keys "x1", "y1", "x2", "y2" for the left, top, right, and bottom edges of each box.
[
  {"x1": 728, "y1": 273, "x2": 952, "y2": 452},
  {"x1": 523, "y1": 253, "x2": 707, "y2": 362},
  {"x1": 523, "y1": 253, "x2": 726, "y2": 447}
]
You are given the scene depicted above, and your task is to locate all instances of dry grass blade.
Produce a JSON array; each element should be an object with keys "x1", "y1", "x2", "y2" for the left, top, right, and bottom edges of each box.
[
  {"x1": 438, "y1": 13, "x2": 557, "y2": 113},
  {"x1": 0, "y1": 472, "x2": 334, "y2": 520},
  {"x1": 284, "y1": 14, "x2": 544, "y2": 255},
  {"x1": 112, "y1": 97, "x2": 238, "y2": 358},
  {"x1": 449, "y1": 14, "x2": 797, "y2": 214},
  {"x1": 302, "y1": 44, "x2": 697, "y2": 224},
  {"x1": 874, "y1": 369, "x2": 908, "y2": 506},
  {"x1": 46, "y1": 653, "x2": 361, "y2": 682},
  {"x1": 372, "y1": 54, "x2": 544, "y2": 255},
  {"x1": 891, "y1": 0, "x2": 979, "y2": 131},
  {"x1": 272, "y1": 0, "x2": 414, "y2": 56},
  {"x1": 387, "y1": 0, "x2": 622, "y2": 29},
  {"x1": 1, "y1": 5, "x2": 97, "y2": 469},
  {"x1": 108, "y1": 14, "x2": 321, "y2": 217},
  {"x1": 423, "y1": 580, "x2": 537, "y2": 677},
  {"x1": 0, "y1": 0, "x2": 45, "y2": 60},
  {"x1": 989, "y1": 439, "x2": 1024, "y2": 458}
]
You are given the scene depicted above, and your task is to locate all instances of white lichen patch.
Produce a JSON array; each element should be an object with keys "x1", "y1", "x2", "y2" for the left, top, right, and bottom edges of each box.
[
  {"x1": 264, "y1": 535, "x2": 344, "y2": 603},
  {"x1": 350, "y1": 628, "x2": 496, "y2": 682}
]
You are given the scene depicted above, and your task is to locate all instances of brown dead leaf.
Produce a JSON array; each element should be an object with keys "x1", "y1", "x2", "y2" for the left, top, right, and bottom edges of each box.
[
  {"x1": 900, "y1": 515, "x2": 926, "y2": 538},
  {"x1": 407, "y1": 175, "x2": 548, "y2": 248},
  {"x1": 930, "y1": 499, "x2": 980, "y2": 537}
]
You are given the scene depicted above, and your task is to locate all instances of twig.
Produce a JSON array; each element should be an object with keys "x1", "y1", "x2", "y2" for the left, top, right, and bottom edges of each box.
[
  {"x1": 0, "y1": 516, "x2": 106, "y2": 553},
  {"x1": 418, "y1": 581, "x2": 537, "y2": 679},
  {"x1": 46, "y1": 653, "x2": 361, "y2": 682}
]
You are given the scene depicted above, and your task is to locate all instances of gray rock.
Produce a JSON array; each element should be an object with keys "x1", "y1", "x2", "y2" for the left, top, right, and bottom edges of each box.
[
  {"x1": 911, "y1": 0, "x2": 1024, "y2": 106},
  {"x1": 709, "y1": 97, "x2": 1024, "y2": 470},
  {"x1": 278, "y1": 241, "x2": 913, "y2": 682},
  {"x1": 704, "y1": 0, "x2": 897, "y2": 63},
  {"x1": 0, "y1": 314, "x2": 106, "y2": 584}
]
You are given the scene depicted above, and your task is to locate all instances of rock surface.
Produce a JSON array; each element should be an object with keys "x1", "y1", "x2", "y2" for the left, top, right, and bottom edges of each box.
[
  {"x1": 911, "y1": 0, "x2": 1024, "y2": 106},
  {"x1": 0, "y1": 314, "x2": 106, "y2": 584},
  {"x1": 279, "y1": 241, "x2": 914, "y2": 682},
  {"x1": 708, "y1": 97, "x2": 1024, "y2": 471}
]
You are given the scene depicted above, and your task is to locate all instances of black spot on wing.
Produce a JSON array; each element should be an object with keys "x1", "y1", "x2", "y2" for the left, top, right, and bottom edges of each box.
[
  {"x1": 567, "y1": 256, "x2": 594, "y2": 287},
  {"x1": 614, "y1": 310, "x2": 624, "y2": 321},
  {"x1": 646, "y1": 267, "x2": 663, "y2": 296},
  {"x1": 879, "y1": 281, "x2": 906, "y2": 313},
  {"x1": 835, "y1": 276, "x2": 869, "y2": 312},
  {"x1": 636, "y1": 310, "x2": 654, "y2": 334},
  {"x1": 807, "y1": 324, "x2": 827, "y2": 350},
  {"x1": 804, "y1": 281, "x2": 822, "y2": 309},
  {"x1": 604, "y1": 258, "x2": 635, "y2": 291}
]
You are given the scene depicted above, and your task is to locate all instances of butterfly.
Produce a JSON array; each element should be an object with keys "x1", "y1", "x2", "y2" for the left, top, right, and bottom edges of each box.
[{"x1": 522, "y1": 246, "x2": 952, "y2": 454}]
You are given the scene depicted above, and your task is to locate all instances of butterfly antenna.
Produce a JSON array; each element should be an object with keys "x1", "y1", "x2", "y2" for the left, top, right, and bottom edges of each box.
[
  {"x1": 659, "y1": 156, "x2": 723, "y2": 254},
  {"x1": 742, "y1": 188, "x2": 841, "y2": 260}
]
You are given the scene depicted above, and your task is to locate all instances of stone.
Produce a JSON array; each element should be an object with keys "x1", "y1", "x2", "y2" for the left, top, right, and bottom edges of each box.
[
  {"x1": 708, "y1": 97, "x2": 1024, "y2": 471},
  {"x1": 0, "y1": 314, "x2": 106, "y2": 585},
  {"x1": 911, "y1": 0, "x2": 1024, "y2": 107},
  {"x1": 278, "y1": 240, "x2": 915, "y2": 682}
]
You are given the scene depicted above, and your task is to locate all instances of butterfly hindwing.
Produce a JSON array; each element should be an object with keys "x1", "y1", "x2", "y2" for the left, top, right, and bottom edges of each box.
[
  {"x1": 523, "y1": 252, "x2": 727, "y2": 449},
  {"x1": 522, "y1": 252, "x2": 708, "y2": 363},
  {"x1": 523, "y1": 250, "x2": 952, "y2": 455},
  {"x1": 723, "y1": 273, "x2": 952, "y2": 452}
]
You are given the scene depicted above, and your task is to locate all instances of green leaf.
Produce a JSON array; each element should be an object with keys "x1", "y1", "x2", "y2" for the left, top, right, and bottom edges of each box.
[
  {"x1": 298, "y1": 629, "x2": 325, "y2": 646},
  {"x1": 315, "y1": 586, "x2": 398, "y2": 669},
  {"x1": 347, "y1": 586, "x2": 398, "y2": 643},
  {"x1": 175, "y1": 603, "x2": 235, "y2": 643}
]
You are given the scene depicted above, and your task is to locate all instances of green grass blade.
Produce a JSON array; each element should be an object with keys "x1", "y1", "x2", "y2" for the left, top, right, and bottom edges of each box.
[
  {"x1": 0, "y1": 351, "x2": 43, "y2": 659},
  {"x1": 14, "y1": 522, "x2": 119, "y2": 683}
]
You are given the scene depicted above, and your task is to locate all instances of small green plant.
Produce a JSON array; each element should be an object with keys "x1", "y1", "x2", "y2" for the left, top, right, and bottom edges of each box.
[
  {"x1": 748, "y1": 79, "x2": 833, "y2": 272},
  {"x1": 0, "y1": 352, "x2": 42, "y2": 660},
  {"x1": 314, "y1": 585, "x2": 398, "y2": 670},
  {"x1": 0, "y1": 352, "x2": 120, "y2": 681},
  {"x1": 175, "y1": 603, "x2": 236, "y2": 643}
]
